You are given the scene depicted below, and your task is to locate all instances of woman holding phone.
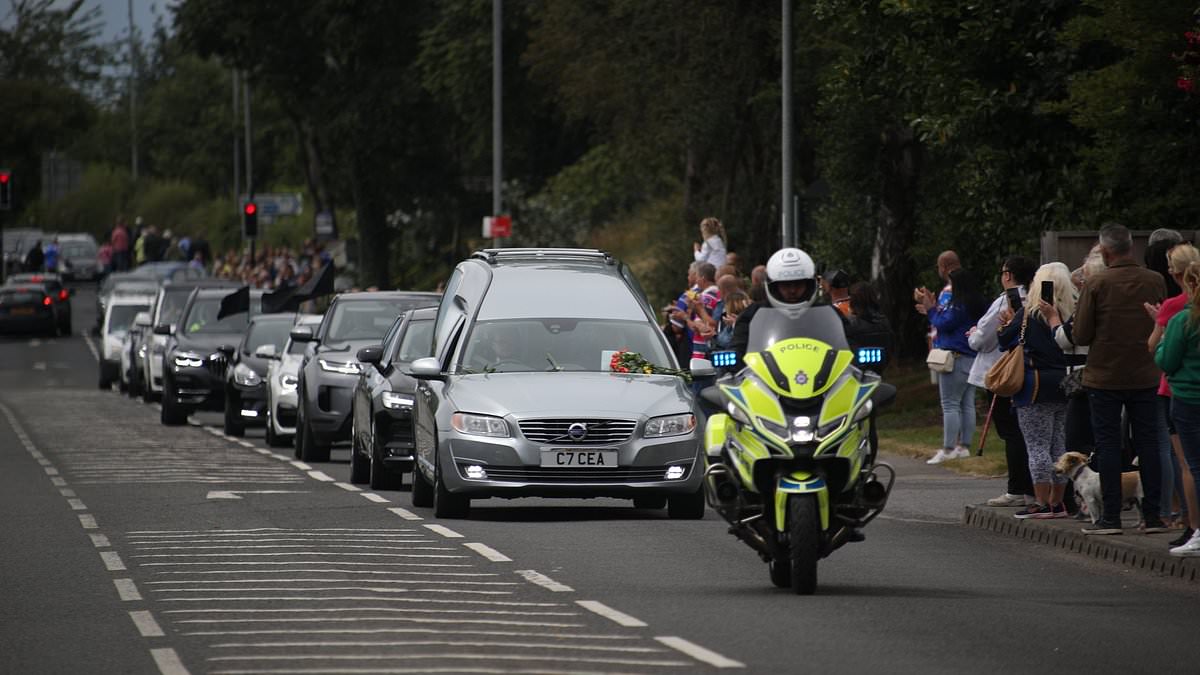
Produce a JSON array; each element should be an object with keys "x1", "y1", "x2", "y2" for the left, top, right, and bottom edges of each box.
[{"x1": 998, "y1": 262, "x2": 1075, "y2": 519}]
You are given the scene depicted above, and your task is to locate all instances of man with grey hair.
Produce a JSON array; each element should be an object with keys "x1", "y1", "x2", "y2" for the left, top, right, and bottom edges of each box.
[{"x1": 1073, "y1": 223, "x2": 1168, "y2": 535}]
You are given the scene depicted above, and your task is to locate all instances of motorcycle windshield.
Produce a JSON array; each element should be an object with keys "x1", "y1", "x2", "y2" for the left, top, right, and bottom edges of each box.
[{"x1": 746, "y1": 306, "x2": 849, "y2": 353}]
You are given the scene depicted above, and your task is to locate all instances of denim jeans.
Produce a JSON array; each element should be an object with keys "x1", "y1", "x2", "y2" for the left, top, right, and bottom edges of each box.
[
  {"x1": 1088, "y1": 387, "x2": 1162, "y2": 524},
  {"x1": 1157, "y1": 396, "x2": 1177, "y2": 518},
  {"x1": 1169, "y1": 397, "x2": 1200, "y2": 519},
  {"x1": 938, "y1": 354, "x2": 976, "y2": 449}
]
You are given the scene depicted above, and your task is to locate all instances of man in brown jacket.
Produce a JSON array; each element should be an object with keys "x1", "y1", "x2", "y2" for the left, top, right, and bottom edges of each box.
[{"x1": 1072, "y1": 223, "x2": 1167, "y2": 535}]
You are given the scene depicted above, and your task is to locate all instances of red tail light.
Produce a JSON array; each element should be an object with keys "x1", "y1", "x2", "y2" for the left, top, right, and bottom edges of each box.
[
  {"x1": 58, "y1": 289, "x2": 68, "y2": 301},
  {"x1": 42, "y1": 296, "x2": 52, "y2": 306}
]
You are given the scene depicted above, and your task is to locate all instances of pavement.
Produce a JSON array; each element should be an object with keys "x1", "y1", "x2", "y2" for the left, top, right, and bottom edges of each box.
[{"x1": 876, "y1": 450, "x2": 1200, "y2": 584}]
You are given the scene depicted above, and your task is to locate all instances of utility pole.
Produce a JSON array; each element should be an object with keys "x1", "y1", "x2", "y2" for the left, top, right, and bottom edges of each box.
[
  {"x1": 244, "y1": 77, "x2": 255, "y2": 262},
  {"x1": 492, "y1": 0, "x2": 503, "y2": 248},
  {"x1": 781, "y1": 0, "x2": 794, "y2": 248},
  {"x1": 232, "y1": 69, "x2": 240, "y2": 204},
  {"x1": 128, "y1": 0, "x2": 139, "y2": 182}
]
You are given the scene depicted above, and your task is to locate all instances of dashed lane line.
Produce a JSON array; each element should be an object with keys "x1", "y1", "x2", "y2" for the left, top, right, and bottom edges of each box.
[
  {"x1": 101, "y1": 551, "x2": 127, "y2": 571},
  {"x1": 83, "y1": 334, "x2": 100, "y2": 361},
  {"x1": 424, "y1": 524, "x2": 463, "y2": 539},
  {"x1": 289, "y1": 460, "x2": 311, "y2": 470},
  {"x1": 388, "y1": 507, "x2": 423, "y2": 521},
  {"x1": 464, "y1": 542, "x2": 511, "y2": 562},
  {"x1": 114, "y1": 578, "x2": 143, "y2": 601},
  {"x1": 307, "y1": 471, "x2": 335, "y2": 482},
  {"x1": 130, "y1": 610, "x2": 165, "y2": 637},
  {"x1": 335, "y1": 482, "x2": 362, "y2": 492},
  {"x1": 68, "y1": 498, "x2": 87, "y2": 510},
  {"x1": 656, "y1": 636, "x2": 746, "y2": 668},
  {"x1": 89, "y1": 534, "x2": 111, "y2": 547},
  {"x1": 149, "y1": 648, "x2": 190, "y2": 675},
  {"x1": 79, "y1": 514, "x2": 98, "y2": 529},
  {"x1": 516, "y1": 569, "x2": 574, "y2": 593},
  {"x1": 576, "y1": 600, "x2": 647, "y2": 627},
  {"x1": 361, "y1": 493, "x2": 390, "y2": 503}
]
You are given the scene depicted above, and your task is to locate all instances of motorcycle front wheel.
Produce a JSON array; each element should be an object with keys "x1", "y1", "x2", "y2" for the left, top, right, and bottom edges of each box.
[{"x1": 787, "y1": 494, "x2": 819, "y2": 595}]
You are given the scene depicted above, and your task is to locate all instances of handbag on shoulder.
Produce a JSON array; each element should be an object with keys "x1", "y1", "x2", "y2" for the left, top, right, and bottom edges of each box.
[
  {"x1": 985, "y1": 312, "x2": 1028, "y2": 397},
  {"x1": 926, "y1": 348, "x2": 956, "y2": 373}
]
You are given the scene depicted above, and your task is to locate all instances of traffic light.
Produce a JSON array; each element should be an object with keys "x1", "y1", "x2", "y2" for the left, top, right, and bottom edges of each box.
[
  {"x1": 0, "y1": 170, "x2": 11, "y2": 211},
  {"x1": 242, "y1": 200, "x2": 258, "y2": 238}
]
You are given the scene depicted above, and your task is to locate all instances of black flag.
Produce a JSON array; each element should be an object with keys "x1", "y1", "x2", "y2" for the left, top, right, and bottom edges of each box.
[
  {"x1": 262, "y1": 262, "x2": 335, "y2": 314},
  {"x1": 217, "y1": 285, "x2": 251, "y2": 320}
]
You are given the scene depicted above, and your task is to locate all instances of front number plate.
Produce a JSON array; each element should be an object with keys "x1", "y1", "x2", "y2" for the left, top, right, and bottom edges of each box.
[{"x1": 540, "y1": 449, "x2": 618, "y2": 468}]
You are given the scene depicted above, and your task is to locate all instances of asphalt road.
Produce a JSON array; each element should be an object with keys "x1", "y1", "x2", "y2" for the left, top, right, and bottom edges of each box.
[{"x1": 2, "y1": 284, "x2": 1197, "y2": 675}]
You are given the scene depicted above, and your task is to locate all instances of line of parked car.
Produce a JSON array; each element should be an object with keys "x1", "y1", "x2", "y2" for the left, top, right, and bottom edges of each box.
[{"x1": 100, "y1": 248, "x2": 712, "y2": 520}]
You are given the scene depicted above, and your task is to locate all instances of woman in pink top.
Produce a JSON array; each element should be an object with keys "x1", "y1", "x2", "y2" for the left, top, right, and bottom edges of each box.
[{"x1": 1147, "y1": 243, "x2": 1200, "y2": 544}]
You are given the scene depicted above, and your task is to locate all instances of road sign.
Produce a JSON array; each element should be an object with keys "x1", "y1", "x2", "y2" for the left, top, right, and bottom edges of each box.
[
  {"x1": 483, "y1": 215, "x2": 512, "y2": 238},
  {"x1": 241, "y1": 192, "x2": 303, "y2": 217},
  {"x1": 315, "y1": 211, "x2": 334, "y2": 237}
]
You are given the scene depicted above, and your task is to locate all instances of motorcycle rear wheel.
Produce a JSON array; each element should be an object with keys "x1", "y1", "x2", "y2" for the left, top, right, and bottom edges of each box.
[{"x1": 787, "y1": 494, "x2": 820, "y2": 595}]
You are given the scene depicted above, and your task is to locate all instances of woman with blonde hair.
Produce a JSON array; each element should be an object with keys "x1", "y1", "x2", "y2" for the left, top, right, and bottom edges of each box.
[
  {"x1": 1154, "y1": 260, "x2": 1200, "y2": 555},
  {"x1": 1148, "y1": 244, "x2": 1200, "y2": 543},
  {"x1": 693, "y1": 217, "x2": 728, "y2": 267},
  {"x1": 998, "y1": 262, "x2": 1075, "y2": 519}
]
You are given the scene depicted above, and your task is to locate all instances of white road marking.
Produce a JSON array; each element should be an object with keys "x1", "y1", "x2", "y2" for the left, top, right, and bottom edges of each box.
[
  {"x1": 59, "y1": 487, "x2": 75, "y2": 497},
  {"x1": 205, "y1": 490, "x2": 307, "y2": 500},
  {"x1": 235, "y1": 440, "x2": 254, "y2": 449},
  {"x1": 44, "y1": 466, "x2": 59, "y2": 475},
  {"x1": 30, "y1": 449, "x2": 44, "y2": 459},
  {"x1": 38, "y1": 458, "x2": 52, "y2": 466},
  {"x1": 360, "y1": 493, "x2": 390, "y2": 503},
  {"x1": 163, "y1": 598, "x2": 563, "y2": 610},
  {"x1": 187, "y1": 418, "x2": 199, "y2": 425},
  {"x1": 149, "y1": 579, "x2": 517, "y2": 589},
  {"x1": 656, "y1": 636, "x2": 745, "y2": 668},
  {"x1": 307, "y1": 471, "x2": 335, "y2": 482},
  {"x1": 179, "y1": 616, "x2": 582, "y2": 629},
  {"x1": 78, "y1": 514, "x2": 98, "y2": 529},
  {"x1": 334, "y1": 482, "x2": 361, "y2": 492},
  {"x1": 463, "y1": 542, "x2": 511, "y2": 562},
  {"x1": 114, "y1": 578, "x2": 143, "y2": 601},
  {"x1": 89, "y1": 534, "x2": 111, "y2": 548},
  {"x1": 253, "y1": 447, "x2": 272, "y2": 455},
  {"x1": 185, "y1": 627, "x2": 633, "y2": 639},
  {"x1": 148, "y1": 570, "x2": 496, "y2": 577},
  {"x1": 83, "y1": 335, "x2": 100, "y2": 361},
  {"x1": 50, "y1": 476, "x2": 66, "y2": 486},
  {"x1": 101, "y1": 551, "x2": 127, "y2": 571},
  {"x1": 149, "y1": 648, "x2": 190, "y2": 675},
  {"x1": 205, "y1": 653, "x2": 688, "y2": 667},
  {"x1": 289, "y1": 460, "x2": 311, "y2": 470},
  {"x1": 130, "y1": 610, "x2": 165, "y2": 637},
  {"x1": 133, "y1": 552, "x2": 464, "y2": 559},
  {"x1": 516, "y1": 569, "x2": 574, "y2": 592},
  {"x1": 67, "y1": 498, "x2": 87, "y2": 510},
  {"x1": 576, "y1": 600, "x2": 647, "y2": 627},
  {"x1": 270, "y1": 453, "x2": 292, "y2": 461},
  {"x1": 388, "y1": 507, "x2": 423, "y2": 521},
  {"x1": 423, "y1": 524, "x2": 463, "y2": 539},
  {"x1": 32, "y1": 361, "x2": 46, "y2": 370},
  {"x1": 208, "y1": 638, "x2": 665, "y2": 653}
]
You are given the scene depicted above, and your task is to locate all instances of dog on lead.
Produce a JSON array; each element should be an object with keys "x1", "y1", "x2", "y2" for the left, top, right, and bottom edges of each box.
[{"x1": 1053, "y1": 451, "x2": 1144, "y2": 524}]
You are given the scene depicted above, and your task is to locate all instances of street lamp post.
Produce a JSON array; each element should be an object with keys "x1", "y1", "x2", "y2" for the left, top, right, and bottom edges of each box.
[
  {"x1": 492, "y1": 0, "x2": 503, "y2": 249},
  {"x1": 781, "y1": 0, "x2": 794, "y2": 249}
]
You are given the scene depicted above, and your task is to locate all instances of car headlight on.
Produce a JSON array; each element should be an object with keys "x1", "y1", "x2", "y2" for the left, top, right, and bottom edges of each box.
[
  {"x1": 173, "y1": 352, "x2": 204, "y2": 368},
  {"x1": 382, "y1": 391, "x2": 414, "y2": 410},
  {"x1": 451, "y1": 412, "x2": 509, "y2": 438},
  {"x1": 279, "y1": 373, "x2": 298, "y2": 392},
  {"x1": 233, "y1": 363, "x2": 262, "y2": 387},
  {"x1": 644, "y1": 413, "x2": 697, "y2": 438},
  {"x1": 319, "y1": 358, "x2": 360, "y2": 375}
]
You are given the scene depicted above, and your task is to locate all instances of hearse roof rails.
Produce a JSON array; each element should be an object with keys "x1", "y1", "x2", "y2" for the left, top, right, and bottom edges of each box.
[{"x1": 470, "y1": 248, "x2": 615, "y2": 266}]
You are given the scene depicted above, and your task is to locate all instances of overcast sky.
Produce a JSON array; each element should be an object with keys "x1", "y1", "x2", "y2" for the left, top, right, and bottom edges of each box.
[{"x1": 80, "y1": 0, "x2": 168, "y2": 44}]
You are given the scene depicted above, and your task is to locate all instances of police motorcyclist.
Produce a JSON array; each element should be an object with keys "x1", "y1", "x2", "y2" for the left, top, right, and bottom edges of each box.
[{"x1": 730, "y1": 247, "x2": 820, "y2": 367}]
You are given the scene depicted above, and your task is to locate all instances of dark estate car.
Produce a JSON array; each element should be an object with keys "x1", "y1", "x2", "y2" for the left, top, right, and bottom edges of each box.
[
  {"x1": 4, "y1": 273, "x2": 71, "y2": 335},
  {"x1": 222, "y1": 314, "x2": 295, "y2": 436},
  {"x1": 350, "y1": 306, "x2": 438, "y2": 489},
  {"x1": 293, "y1": 291, "x2": 441, "y2": 462},
  {"x1": 55, "y1": 234, "x2": 100, "y2": 281},
  {"x1": 159, "y1": 287, "x2": 264, "y2": 425},
  {"x1": 0, "y1": 285, "x2": 58, "y2": 336}
]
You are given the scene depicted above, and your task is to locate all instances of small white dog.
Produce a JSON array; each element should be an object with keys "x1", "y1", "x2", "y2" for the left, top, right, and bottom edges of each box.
[{"x1": 1053, "y1": 451, "x2": 1144, "y2": 524}]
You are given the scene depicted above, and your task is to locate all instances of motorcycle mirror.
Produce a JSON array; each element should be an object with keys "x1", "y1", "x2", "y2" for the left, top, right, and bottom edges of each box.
[{"x1": 689, "y1": 357, "x2": 716, "y2": 378}]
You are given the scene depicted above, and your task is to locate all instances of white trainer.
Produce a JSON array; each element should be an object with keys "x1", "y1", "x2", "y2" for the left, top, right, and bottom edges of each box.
[
  {"x1": 987, "y1": 493, "x2": 1026, "y2": 507},
  {"x1": 950, "y1": 446, "x2": 971, "y2": 460},
  {"x1": 927, "y1": 449, "x2": 952, "y2": 465},
  {"x1": 1169, "y1": 531, "x2": 1200, "y2": 557}
]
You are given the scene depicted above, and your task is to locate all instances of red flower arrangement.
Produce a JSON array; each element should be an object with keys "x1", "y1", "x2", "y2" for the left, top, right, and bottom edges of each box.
[{"x1": 609, "y1": 350, "x2": 692, "y2": 382}]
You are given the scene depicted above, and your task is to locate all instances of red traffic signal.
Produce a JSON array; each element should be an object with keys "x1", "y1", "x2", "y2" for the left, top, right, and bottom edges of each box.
[
  {"x1": 0, "y1": 172, "x2": 10, "y2": 184},
  {"x1": 244, "y1": 202, "x2": 257, "y2": 215}
]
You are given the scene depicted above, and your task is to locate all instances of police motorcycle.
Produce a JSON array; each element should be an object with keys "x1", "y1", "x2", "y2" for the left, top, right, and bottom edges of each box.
[{"x1": 701, "y1": 250, "x2": 895, "y2": 595}]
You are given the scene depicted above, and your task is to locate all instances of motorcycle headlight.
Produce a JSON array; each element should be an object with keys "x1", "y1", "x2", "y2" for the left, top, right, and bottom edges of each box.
[
  {"x1": 279, "y1": 373, "x2": 298, "y2": 392},
  {"x1": 173, "y1": 352, "x2": 204, "y2": 369},
  {"x1": 319, "y1": 358, "x2": 360, "y2": 375},
  {"x1": 644, "y1": 413, "x2": 696, "y2": 438},
  {"x1": 382, "y1": 391, "x2": 414, "y2": 410},
  {"x1": 451, "y1": 412, "x2": 509, "y2": 438},
  {"x1": 233, "y1": 363, "x2": 262, "y2": 387}
]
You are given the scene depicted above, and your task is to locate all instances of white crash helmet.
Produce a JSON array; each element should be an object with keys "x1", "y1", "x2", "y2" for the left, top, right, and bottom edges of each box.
[{"x1": 765, "y1": 247, "x2": 817, "y2": 317}]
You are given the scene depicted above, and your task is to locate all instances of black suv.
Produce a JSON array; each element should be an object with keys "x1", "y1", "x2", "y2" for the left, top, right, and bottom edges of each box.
[
  {"x1": 222, "y1": 314, "x2": 295, "y2": 436},
  {"x1": 160, "y1": 288, "x2": 264, "y2": 425}
]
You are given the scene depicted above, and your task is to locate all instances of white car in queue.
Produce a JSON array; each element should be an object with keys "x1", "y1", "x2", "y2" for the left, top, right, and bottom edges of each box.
[
  {"x1": 263, "y1": 313, "x2": 324, "y2": 447},
  {"x1": 99, "y1": 293, "x2": 154, "y2": 390}
]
